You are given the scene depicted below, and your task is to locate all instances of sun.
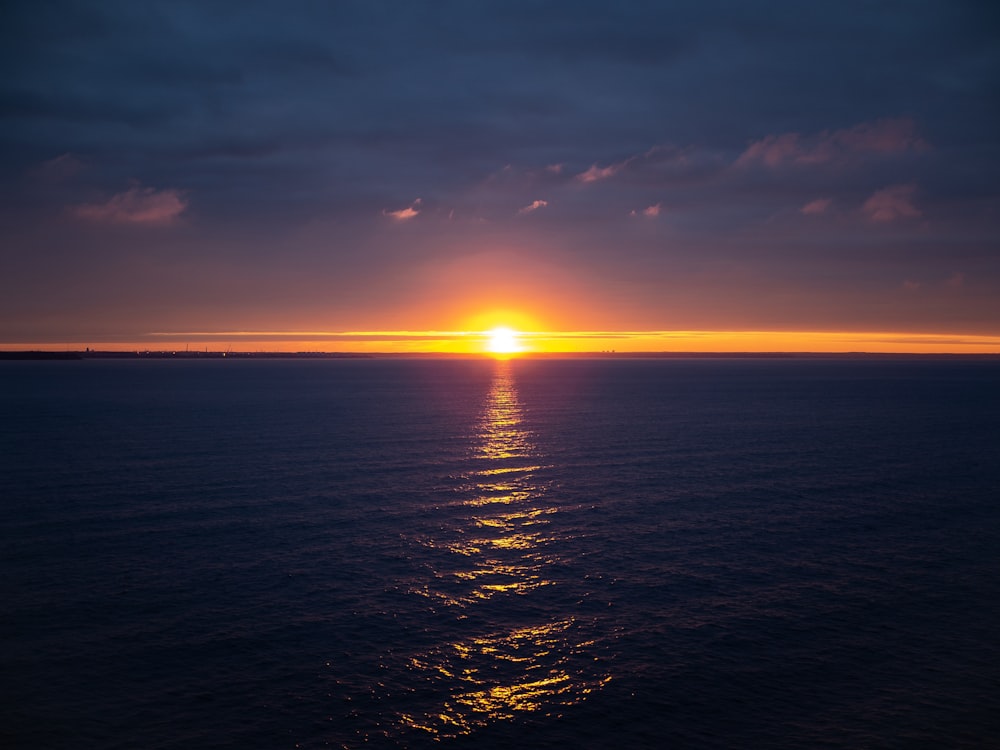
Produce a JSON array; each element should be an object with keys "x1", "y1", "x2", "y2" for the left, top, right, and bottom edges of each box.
[{"x1": 486, "y1": 326, "x2": 521, "y2": 355}]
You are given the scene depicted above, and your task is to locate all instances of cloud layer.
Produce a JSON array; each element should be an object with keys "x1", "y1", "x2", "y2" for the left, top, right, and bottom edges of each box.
[{"x1": 1, "y1": 0, "x2": 998, "y2": 344}]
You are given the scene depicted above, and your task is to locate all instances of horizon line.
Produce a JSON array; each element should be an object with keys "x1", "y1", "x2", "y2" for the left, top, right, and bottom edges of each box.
[
  {"x1": 3, "y1": 329, "x2": 1000, "y2": 355},
  {"x1": 4, "y1": 349, "x2": 1000, "y2": 360}
]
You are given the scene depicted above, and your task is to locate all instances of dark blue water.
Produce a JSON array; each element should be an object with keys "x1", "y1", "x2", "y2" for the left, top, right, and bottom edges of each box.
[{"x1": 2, "y1": 358, "x2": 999, "y2": 749}]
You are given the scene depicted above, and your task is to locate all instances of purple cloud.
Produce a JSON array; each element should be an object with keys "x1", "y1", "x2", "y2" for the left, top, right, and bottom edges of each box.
[
  {"x1": 73, "y1": 185, "x2": 187, "y2": 225},
  {"x1": 863, "y1": 184, "x2": 920, "y2": 222}
]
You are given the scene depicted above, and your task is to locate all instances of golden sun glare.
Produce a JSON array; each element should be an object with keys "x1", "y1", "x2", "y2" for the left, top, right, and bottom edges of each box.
[{"x1": 486, "y1": 326, "x2": 521, "y2": 354}]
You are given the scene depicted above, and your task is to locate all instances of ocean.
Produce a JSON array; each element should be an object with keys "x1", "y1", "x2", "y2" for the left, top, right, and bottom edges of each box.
[{"x1": 2, "y1": 357, "x2": 999, "y2": 748}]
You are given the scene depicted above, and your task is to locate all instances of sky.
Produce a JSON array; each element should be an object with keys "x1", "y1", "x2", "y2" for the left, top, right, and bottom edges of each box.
[{"x1": 2, "y1": 0, "x2": 1000, "y2": 352}]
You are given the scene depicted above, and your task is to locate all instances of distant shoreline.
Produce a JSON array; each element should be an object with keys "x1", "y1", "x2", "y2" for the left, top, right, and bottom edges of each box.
[{"x1": 2, "y1": 350, "x2": 999, "y2": 361}]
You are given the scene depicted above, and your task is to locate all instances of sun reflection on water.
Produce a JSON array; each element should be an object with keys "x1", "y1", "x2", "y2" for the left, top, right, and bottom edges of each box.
[{"x1": 391, "y1": 360, "x2": 610, "y2": 739}]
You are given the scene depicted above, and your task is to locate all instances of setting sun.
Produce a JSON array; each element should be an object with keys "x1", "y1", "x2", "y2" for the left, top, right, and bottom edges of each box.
[{"x1": 486, "y1": 326, "x2": 521, "y2": 355}]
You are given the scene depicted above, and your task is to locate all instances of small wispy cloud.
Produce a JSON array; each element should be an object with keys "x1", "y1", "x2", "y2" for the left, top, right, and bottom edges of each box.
[
  {"x1": 73, "y1": 184, "x2": 187, "y2": 225},
  {"x1": 32, "y1": 153, "x2": 84, "y2": 182},
  {"x1": 577, "y1": 163, "x2": 622, "y2": 183},
  {"x1": 383, "y1": 198, "x2": 422, "y2": 221},
  {"x1": 577, "y1": 148, "x2": 655, "y2": 183},
  {"x1": 863, "y1": 183, "x2": 920, "y2": 222},
  {"x1": 575, "y1": 145, "x2": 719, "y2": 188},
  {"x1": 518, "y1": 199, "x2": 548, "y2": 215},
  {"x1": 835, "y1": 118, "x2": 929, "y2": 154},
  {"x1": 801, "y1": 198, "x2": 832, "y2": 215},
  {"x1": 737, "y1": 118, "x2": 928, "y2": 169},
  {"x1": 630, "y1": 203, "x2": 662, "y2": 218},
  {"x1": 737, "y1": 133, "x2": 803, "y2": 168}
]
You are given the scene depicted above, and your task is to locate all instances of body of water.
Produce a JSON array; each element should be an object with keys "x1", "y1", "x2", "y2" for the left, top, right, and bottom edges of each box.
[{"x1": 2, "y1": 358, "x2": 999, "y2": 748}]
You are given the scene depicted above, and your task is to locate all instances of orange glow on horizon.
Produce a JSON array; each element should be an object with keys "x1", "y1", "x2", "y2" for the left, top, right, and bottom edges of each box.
[{"x1": 4, "y1": 329, "x2": 1000, "y2": 354}]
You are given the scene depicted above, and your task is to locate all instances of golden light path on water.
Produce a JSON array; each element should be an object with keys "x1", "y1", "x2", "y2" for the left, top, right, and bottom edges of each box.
[{"x1": 397, "y1": 360, "x2": 610, "y2": 738}]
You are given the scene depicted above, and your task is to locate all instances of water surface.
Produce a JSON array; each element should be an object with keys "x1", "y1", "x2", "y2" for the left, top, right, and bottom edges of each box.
[{"x1": 2, "y1": 358, "x2": 999, "y2": 748}]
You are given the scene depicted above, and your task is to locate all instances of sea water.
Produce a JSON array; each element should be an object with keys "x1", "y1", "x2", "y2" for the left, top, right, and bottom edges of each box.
[{"x1": 2, "y1": 358, "x2": 999, "y2": 748}]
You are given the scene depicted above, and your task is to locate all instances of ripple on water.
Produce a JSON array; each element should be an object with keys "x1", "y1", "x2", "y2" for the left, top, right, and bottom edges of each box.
[{"x1": 370, "y1": 361, "x2": 613, "y2": 743}]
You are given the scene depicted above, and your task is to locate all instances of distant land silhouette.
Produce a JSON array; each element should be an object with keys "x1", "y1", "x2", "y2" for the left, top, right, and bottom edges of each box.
[{"x1": 0, "y1": 350, "x2": 374, "y2": 360}]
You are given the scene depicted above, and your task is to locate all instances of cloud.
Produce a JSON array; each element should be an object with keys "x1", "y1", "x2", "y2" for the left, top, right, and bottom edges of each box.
[
  {"x1": 383, "y1": 198, "x2": 422, "y2": 221},
  {"x1": 32, "y1": 153, "x2": 85, "y2": 182},
  {"x1": 736, "y1": 133, "x2": 803, "y2": 168},
  {"x1": 574, "y1": 145, "x2": 725, "y2": 190},
  {"x1": 577, "y1": 147, "x2": 670, "y2": 184},
  {"x1": 630, "y1": 203, "x2": 662, "y2": 218},
  {"x1": 518, "y1": 199, "x2": 548, "y2": 215},
  {"x1": 863, "y1": 183, "x2": 920, "y2": 222},
  {"x1": 577, "y1": 162, "x2": 622, "y2": 183},
  {"x1": 737, "y1": 118, "x2": 928, "y2": 168},
  {"x1": 73, "y1": 185, "x2": 187, "y2": 225},
  {"x1": 834, "y1": 118, "x2": 929, "y2": 154},
  {"x1": 576, "y1": 146, "x2": 681, "y2": 185},
  {"x1": 800, "y1": 198, "x2": 832, "y2": 215}
]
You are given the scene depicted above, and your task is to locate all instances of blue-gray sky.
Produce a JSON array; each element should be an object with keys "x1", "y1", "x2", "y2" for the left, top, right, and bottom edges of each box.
[{"x1": 2, "y1": 0, "x2": 999, "y2": 347}]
